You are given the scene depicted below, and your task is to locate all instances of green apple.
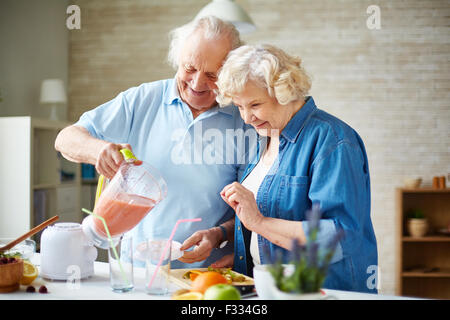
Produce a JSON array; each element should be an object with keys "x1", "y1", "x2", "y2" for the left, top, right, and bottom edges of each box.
[{"x1": 204, "y1": 284, "x2": 241, "y2": 300}]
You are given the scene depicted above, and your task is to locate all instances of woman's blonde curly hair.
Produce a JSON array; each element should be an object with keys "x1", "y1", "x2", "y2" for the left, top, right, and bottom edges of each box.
[{"x1": 216, "y1": 44, "x2": 311, "y2": 106}]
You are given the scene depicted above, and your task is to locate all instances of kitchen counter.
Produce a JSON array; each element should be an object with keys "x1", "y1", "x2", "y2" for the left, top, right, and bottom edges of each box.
[{"x1": 0, "y1": 255, "x2": 418, "y2": 300}]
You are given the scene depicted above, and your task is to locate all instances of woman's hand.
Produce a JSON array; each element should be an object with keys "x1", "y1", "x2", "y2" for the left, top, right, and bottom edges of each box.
[
  {"x1": 220, "y1": 182, "x2": 264, "y2": 231},
  {"x1": 95, "y1": 142, "x2": 133, "y2": 179},
  {"x1": 178, "y1": 227, "x2": 222, "y2": 264}
]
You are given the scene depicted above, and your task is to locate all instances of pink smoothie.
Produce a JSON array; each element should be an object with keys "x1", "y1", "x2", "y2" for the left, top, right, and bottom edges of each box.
[{"x1": 93, "y1": 192, "x2": 156, "y2": 237}]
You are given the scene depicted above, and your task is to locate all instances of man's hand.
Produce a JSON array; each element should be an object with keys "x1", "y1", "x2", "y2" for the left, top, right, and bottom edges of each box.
[
  {"x1": 55, "y1": 125, "x2": 134, "y2": 179},
  {"x1": 178, "y1": 227, "x2": 222, "y2": 264},
  {"x1": 95, "y1": 142, "x2": 133, "y2": 179}
]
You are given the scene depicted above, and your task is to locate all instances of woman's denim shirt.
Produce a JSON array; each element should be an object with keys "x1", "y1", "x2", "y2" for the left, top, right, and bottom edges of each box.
[{"x1": 233, "y1": 97, "x2": 378, "y2": 293}]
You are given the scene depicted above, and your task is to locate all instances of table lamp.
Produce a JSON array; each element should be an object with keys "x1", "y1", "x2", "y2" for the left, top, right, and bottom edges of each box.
[
  {"x1": 39, "y1": 79, "x2": 67, "y2": 121},
  {"x1": 195, "y1": 0, "x2": 256, "y2": 34}
]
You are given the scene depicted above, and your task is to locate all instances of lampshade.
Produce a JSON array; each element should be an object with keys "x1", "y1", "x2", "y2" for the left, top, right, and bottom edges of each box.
[
  {"x1": 195, "y1": 0, "x2": 256, "y2": 34},
  {"x1": 39, "y1": 79, "x2": 67, "y2": 121},
  {"x1": 39, "y1": 79, "x2": 67, "y2": 104}
]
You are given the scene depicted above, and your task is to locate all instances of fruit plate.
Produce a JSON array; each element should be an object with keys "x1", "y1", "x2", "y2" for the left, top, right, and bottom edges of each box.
[{"x1": 169, "y1": 268, "x2": 254, "y2": 290}]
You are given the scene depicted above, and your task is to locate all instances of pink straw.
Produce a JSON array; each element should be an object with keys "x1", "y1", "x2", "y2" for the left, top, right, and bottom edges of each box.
[{"x1": 147, "y1": 218, "x2": 202, "y2": 289}]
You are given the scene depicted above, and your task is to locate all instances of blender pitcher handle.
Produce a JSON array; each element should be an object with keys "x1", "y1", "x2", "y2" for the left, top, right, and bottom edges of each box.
[
  {"x1": 94, "y1": 175, "x2": 106, "y2": 206},
  {"x1": 94, "y1": 148, "x2": 138, "y2": 206}
]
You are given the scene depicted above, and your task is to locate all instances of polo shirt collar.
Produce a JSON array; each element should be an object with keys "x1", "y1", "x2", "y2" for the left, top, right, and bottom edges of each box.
[
  {"x1": 163, "y1": 78, "x2": 181, "y2": 105},
  {"x1": 281, "y1": 96, "x2": 317, "y2": 143}
]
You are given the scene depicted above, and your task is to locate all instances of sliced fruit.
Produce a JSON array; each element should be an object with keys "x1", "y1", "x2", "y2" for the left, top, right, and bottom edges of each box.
[
  {"x1": 190, "y1": 271, "x2": 228, "y2": 294},
  {"x1": 183, "y1": 269, "x2": 204, "y2": 281},
  {"x1": 207, "y1": 266, "x2": 246, "y2": 282},
  {"x1": 20, "y1": 260, "x2": 38, "y2": 285},
  {"x1": 189, "y1": 270, "x2": 204, "y2": 281},
  {"x1": 172, "y1": 291, "x2": 204, "y2": 300}
]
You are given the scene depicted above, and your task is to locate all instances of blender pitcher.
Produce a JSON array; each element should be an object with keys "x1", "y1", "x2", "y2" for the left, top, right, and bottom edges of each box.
[{"x1": 82, "y1": 149, "x2": 168, "y2": 249}]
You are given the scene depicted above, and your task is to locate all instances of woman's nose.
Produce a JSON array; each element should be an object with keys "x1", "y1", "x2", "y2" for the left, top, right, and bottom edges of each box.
[{"x1": 242, "y1": 109, "x2": 256, "y2": 124}]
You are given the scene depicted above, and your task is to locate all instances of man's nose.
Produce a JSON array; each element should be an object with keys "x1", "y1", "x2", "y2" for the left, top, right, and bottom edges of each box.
[{"x1": 191, "y1": 72, "x2": 207, "y2": 90}]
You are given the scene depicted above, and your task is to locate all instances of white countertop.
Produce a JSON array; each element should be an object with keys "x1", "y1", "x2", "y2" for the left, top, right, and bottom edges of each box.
[{"x1": 0, "y1": 255, "x2": 417, "y2": 300}]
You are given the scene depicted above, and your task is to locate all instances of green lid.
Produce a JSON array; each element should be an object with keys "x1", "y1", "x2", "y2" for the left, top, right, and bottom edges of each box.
[{"x1": 119, "y1": 149, "x2": 137, "y2": 161}]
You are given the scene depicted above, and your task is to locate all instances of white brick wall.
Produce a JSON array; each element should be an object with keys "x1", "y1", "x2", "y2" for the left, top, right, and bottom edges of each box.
[{"x1": 69, "y1": 0, "x2": 450, "y2": 295}]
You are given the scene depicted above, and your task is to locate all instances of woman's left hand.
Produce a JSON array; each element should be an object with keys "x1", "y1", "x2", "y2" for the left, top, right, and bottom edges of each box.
[{"x1": 220, "y1": 182, "x2": 264, "y2": 231}]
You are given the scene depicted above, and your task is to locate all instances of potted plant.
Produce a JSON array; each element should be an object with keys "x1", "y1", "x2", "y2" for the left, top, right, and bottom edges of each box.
[
  {"x1": 265, "y1": 203, "x2": 344, "y2": 300},
  {"x1": 406, "y1": 209, "x2": 428, "y2": 237}
]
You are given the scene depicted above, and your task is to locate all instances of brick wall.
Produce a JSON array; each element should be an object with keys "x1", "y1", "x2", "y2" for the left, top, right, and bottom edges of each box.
[{"x1": 69, "y1": 0, "x2": 450, "y2": 295}]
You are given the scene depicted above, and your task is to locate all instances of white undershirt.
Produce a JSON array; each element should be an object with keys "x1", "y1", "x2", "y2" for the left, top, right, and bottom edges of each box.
[{"x1": 241, "y1": 136, "x2": 279, "y2": 266}]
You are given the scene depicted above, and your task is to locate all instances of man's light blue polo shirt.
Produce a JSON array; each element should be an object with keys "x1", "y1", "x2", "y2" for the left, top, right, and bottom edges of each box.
[{"x1": 75, "y1": 78, "x2": 255, "y2": 268}]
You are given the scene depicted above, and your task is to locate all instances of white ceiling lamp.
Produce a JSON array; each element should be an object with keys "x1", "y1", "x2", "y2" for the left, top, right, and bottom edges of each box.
[{"x1": 195, "y1": 0, "x2": 256, "y2": 34}]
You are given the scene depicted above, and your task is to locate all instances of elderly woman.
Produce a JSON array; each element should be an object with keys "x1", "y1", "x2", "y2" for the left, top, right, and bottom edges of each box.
[{"x1": 215, "y1": 44, "x2": 378, "y2": 293}]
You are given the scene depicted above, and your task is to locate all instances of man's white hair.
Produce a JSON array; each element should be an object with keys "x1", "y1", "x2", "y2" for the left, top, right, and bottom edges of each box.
[{"x1": 167, "y1": 16, "x2": 241, "y2": 70}]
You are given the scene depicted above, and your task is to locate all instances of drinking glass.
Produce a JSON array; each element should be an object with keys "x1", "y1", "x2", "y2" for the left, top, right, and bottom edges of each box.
[
  {"x1": 108, "y1": 235, "x2": 134, "y2": 293},
  {"x1": 145, "y1": 238, "x2": 171, "y2": 295}
]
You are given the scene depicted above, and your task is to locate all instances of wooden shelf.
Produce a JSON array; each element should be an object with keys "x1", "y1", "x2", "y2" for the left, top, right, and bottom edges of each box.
[
  {"x1": 33, "y1": 181, "x2": 79, "y2": 190},
  {"x1": 396, "y1": 188, "x2": 450, "y2": 299},
  {"x1": 400, "y1": 187, "x2": 450, "y2": 194},
  {"x1": 402, "y1": 236, "x2": 450, "y2": 242},
  {"x1": 402, "y1": 268, "x2": 450, "y2": 278},
  {"x1": 31, "y1": 117, "x2": 72, "y2": 130},
  {"x1": 82, "y1": 178, "x2": 98, "y2": 185}
]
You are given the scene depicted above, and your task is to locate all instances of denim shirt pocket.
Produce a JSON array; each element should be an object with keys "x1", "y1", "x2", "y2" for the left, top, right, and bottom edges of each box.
[{"x1": 275, "y1": 175, "x2": 310, "y2": 220}]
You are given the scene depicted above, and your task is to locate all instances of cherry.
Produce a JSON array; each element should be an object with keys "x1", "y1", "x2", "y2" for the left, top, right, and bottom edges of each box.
[
  {"x1": 38, "y1": 285, "x2": 48, "y2": 294},
  {"x1": 26, "y1": 286, "x2": 36, "y2": 293}
]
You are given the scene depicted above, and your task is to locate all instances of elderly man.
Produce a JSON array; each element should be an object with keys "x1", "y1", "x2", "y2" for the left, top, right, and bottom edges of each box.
[{"x1": 55, "y1": 16, "x2": 255, "y2": 268}]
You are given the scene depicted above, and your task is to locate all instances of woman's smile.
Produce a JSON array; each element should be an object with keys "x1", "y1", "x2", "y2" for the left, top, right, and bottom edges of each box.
[{"x1": 254, "y1": 121, "x2": 268, "y2": 129}]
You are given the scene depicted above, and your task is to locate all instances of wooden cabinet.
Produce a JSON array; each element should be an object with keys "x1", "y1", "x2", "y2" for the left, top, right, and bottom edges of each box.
[
  {"x1": 0, "y1": 117, "x2": 81, "y2": 247},
  {"x1": 396, "y1": 188, "x2": 450, "y2": 299}
]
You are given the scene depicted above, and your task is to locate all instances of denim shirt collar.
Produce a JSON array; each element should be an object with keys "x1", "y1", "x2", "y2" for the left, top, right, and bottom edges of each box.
[
  {"x1": 164, "y1": 78, "x2": 234, "y2": 116},
  {"x1": 280, "y1": 96, "x2": 317, "y2": 143}
]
